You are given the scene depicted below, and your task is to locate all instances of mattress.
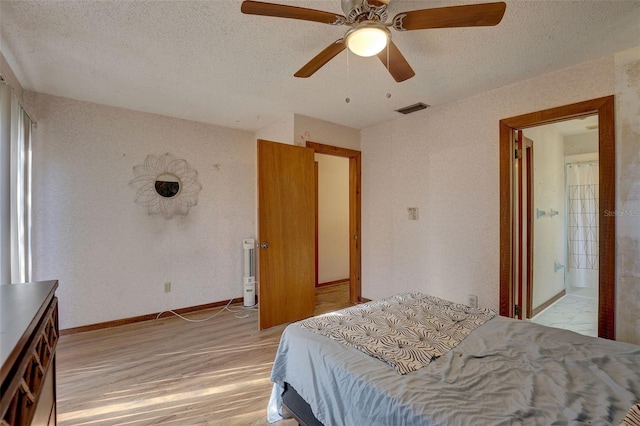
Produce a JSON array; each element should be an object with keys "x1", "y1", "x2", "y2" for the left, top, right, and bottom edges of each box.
[{"x1": 267, "y1": 293, "x2": 640, "y2": 425}]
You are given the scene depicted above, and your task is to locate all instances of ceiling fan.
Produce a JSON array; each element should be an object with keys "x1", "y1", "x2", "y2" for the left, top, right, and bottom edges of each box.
[{"x1": 241, "y1": 0, "x2": 506, "y2": 82}]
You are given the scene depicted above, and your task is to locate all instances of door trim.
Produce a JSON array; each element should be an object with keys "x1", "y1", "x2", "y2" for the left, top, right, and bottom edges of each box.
[
  {"x1": 306, "y1": 141, "x2": 362, "y2": 304},
  {"x1": 524, "y1": 136, "x2": 534, "y2": 319},
  {"x1": 515, "y1": 133, "x2": 534, "y2": 319},
  {"x1": 516, "y1": 130, "x2": 524, "y2": 319},
  {"x1": 499, "y1": 96, "x2": 615, "y2": 339}
]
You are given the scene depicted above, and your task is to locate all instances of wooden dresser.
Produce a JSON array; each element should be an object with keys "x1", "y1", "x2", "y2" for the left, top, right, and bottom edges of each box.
[{"x1": 1, "y1": 281, "x2": 59, "y2": 426}]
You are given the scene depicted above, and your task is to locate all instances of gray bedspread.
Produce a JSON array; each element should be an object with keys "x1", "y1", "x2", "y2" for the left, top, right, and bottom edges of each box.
[{"x1": 268, "y1": 311, "x2": 640, "y2": 425}]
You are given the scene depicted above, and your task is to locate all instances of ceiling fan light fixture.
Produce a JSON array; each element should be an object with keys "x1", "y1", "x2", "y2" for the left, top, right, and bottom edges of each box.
[{"x1": 346, "y1": 22, "x2": 390, "y2": 57}]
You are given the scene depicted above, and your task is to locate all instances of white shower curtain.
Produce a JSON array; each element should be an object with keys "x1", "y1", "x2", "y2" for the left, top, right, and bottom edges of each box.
[{"x1": 566, "y1": 162, "x2": 599, "y2": 289}]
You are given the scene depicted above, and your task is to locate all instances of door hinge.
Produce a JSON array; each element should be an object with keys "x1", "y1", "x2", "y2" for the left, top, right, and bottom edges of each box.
[
  {"x1": 514, "y1": 148, "x2": 522, "y2": 159},
  {"x1": 514, "y1": 305, "x2": 521, "y2": 317}
]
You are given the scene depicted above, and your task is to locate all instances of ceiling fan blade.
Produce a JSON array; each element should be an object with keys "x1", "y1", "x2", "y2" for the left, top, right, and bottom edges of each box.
[
  {"x1": 294, "y1": 39, "x2": 347, "y2": 78},
  {"x1": 393, "y1": 2, "x2": 506, "y2": 31},
  {"x1": 241, "y1": 1, "x2": 345, "y2": 25},
  {"x1": 377, "y1": 41, "x2": 415, "y2": 82}
]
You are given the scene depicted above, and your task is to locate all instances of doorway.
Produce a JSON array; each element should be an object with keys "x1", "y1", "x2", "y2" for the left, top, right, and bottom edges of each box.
[
  {"x1": 315, "y1": 153, "x2": 350, "y2": 301},
  {"x1": 307, "y1": 141, "x2": 362, "y2": 305},
  {"x1": 499, "y1": 96, "x2": 616, "y2": 339},
  {"x1": 519, "y1": 117, "x2": 600, "y2": 337},
  {"x1": 257, "y1": 140, "x2": 361, "y2": 330}
]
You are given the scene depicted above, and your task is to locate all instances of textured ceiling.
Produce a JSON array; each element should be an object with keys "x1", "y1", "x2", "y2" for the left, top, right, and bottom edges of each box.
[{"x1": 1, "y1": 0, "x2": 639, "y2": 132}]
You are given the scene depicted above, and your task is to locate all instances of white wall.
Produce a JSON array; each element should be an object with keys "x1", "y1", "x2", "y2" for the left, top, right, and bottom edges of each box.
[
  {"x1": 615, "y1": 46, "x2": 640, "y2": 343},
  {"x1": 255, "y1": 114, "x2": 360, "y2": 151},
  {"x1": 255, "y1": 114, "x2": 295, "y2": 145},
  {"x1": 565, "y1": 132, "x2": 599, "y2": 156},
  {"x1": 0, "y1": 52, "x2": 25, "y2": 102},
  {"x1": 361, "y1": 55, "x2": 615, "y2": 312},
  {"x1": 361, "y1": 124, "x2": 395, "y2": 295},
  {"x1": 25, "y1": 92, "x2": 256, "y2": 330},
  {"x1": 524, "y1": 126, "x2": 565, "y2": 309},
  {"x1": 254, "y1": 113, "x2": 361, "y2": 150},
  {"x1": 294, "y1": 114, "x2": 360, "y2": 150},
  {"x1": 316, "y1": 154, "x2": 349, "y2": 284}
]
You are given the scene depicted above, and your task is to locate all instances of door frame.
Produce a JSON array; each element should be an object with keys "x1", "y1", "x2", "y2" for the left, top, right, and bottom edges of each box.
[
  {"x1": 499, "y1": 96, "x2": 615, "y2": 339},
  {"x1": 306, "y1": 141, "x2": 362, "y2": 304},
  {"x1": 524, "y1": 137, "x2": 534, "y2": 319},
  {"x1": 514, "y1": 132, "x2": 534, "y2": 319}
]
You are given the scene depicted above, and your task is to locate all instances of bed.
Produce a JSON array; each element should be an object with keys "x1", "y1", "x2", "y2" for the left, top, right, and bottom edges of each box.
[{"x1": 266, "y1": 292, "x2": 640, "y2": 425}]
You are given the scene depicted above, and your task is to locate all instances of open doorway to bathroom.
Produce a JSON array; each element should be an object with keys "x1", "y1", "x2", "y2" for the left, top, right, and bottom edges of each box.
[
  {"x1": 499, "y1": 96, "x2": 616, "y2": 340},
  {"x1": 523, "y1": 116, "x2": 600, "y2": 337}
]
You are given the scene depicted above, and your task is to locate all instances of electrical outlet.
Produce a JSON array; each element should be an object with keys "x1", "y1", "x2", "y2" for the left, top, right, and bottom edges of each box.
[
  {"x1": 164, "y1": 282, "x2": 171, "y2": 293},
  {"x1": 468, "y1": 294, "x2": 478, "y2": 308},
  {"x1": 408, "y1": 207, "x2": 419, "y2": 220}
]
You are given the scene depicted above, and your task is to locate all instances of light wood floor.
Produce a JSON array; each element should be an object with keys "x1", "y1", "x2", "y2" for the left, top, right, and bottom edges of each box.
[{"x1": 56, "y1": 283, "x2": 352, "y2": 425}]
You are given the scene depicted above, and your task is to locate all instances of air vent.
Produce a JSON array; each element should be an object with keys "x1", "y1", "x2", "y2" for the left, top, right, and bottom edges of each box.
[{"x1": 396, "y1": 102, "x2": 429, "y2": 115}]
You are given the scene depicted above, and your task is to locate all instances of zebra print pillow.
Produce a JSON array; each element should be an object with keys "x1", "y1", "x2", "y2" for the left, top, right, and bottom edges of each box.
[{"x1": 296, "y1": 292, "x2": 496, "y2": 375}]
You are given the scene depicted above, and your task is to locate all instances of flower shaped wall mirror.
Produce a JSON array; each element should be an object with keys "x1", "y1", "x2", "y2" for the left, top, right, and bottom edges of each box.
[{"x1": 130, "y1": 153, "x2": 202, "y2": 219}]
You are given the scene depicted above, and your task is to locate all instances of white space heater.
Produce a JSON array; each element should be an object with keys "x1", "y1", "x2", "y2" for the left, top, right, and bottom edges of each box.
[{"x1": 243, "y1": 239, "x2": 256, "y2": 307}]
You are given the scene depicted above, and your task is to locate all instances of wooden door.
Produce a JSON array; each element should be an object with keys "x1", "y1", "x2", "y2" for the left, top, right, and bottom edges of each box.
[{"x1": 258, "y1": 140, "x2": 316, "y2": 330}]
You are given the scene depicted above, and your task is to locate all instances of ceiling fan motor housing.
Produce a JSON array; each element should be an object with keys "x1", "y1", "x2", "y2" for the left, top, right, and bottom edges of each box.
[{"x1": 342, "y1": 0, "x2": 388, "y2": 23}]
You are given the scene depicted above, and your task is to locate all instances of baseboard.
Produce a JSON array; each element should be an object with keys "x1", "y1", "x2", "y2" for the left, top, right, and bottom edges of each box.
[
  {"x1": 531, "y1": 289, "x2": 565, "y2": 318},
  {"x1": 316, "y1": 278, "x2": 350, "y2": 288},
  {"x1": 60, "y1": 297, "x2": 245, "y2": 336}
]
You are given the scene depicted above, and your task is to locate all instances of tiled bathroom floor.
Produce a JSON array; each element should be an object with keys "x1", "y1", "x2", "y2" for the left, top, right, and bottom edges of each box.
[{"x1": 530, "y1": 294, "x2": 598, "y2": 337}]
